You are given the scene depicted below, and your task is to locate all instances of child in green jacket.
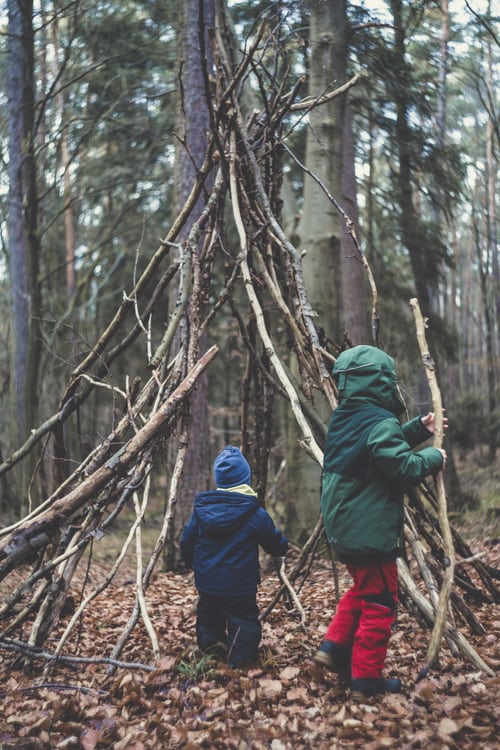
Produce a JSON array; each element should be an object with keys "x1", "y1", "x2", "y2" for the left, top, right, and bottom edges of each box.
[{"x1": 314, "y1": 345, "x2": 446, "y2": 697}]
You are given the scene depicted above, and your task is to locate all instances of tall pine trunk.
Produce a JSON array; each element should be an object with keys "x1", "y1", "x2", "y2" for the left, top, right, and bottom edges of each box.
[
  {"x1": 341, "y1": 104, "x2": 368, "y2": 345},
  {"x1": 7, "y1": 0, "x2": 42, "y2": 513},
  {"x1": 164, "y1": 0, "x2": 215, "y2": 568},
  {"x1": 485, "y1": 18, "x2": 498, "y2": 460},
  {"x1": 287, "y1": 0, "x2": 348, "y2": 540}
]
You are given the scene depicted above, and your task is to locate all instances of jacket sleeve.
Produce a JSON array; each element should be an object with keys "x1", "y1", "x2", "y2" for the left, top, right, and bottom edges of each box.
[
  {"x1": 367, "y1": 417, "x2": 444, "y2": 486},
  {"x1": 254, "y1": 508, "x2": 288, "y2": 557},
  {"x1": 180, "y1": 515, "x2": 197, "y2": 568},
  {"x1": 401, "y1": 415, "x2": 434, "y2": 448}
]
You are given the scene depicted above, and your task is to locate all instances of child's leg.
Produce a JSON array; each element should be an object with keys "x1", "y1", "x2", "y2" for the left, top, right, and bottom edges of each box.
[
  {"x1": 314, "y1": 571, "x2": 360, "y2": 676},
  {"x1": 324, "y1": 584, "x2": 361, "y2": 648},
  {"x1": 350, "y1": 561, "x2": 398, "y2": 680},
  {"x1": 196, "y1": 593, "x2": 228, "y2": 653},
  {"x1": 225, "y1": 594, "x2": 261, "y2": 667}
]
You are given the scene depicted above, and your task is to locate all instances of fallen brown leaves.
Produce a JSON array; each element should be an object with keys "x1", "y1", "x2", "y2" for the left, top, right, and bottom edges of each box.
[{"x1": 1, "y1": 538, "x2": 498, "y2": 750}]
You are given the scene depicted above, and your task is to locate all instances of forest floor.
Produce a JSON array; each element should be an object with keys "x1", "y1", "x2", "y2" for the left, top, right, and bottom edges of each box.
[
  {"x1": 0, "y1": 517, "x2": 499, "y2": 750},
  {"x1": 1, "y1": 448, "x2": 499, "y2": 750}
]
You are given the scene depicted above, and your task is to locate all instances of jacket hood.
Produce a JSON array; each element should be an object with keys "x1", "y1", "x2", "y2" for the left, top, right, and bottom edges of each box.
[
  {"x1": 194, "y1": 490, "x2": 259, "y2": 536},
  {"x1": 333, "y1": 345, "x2": 406, "y2": 416}
]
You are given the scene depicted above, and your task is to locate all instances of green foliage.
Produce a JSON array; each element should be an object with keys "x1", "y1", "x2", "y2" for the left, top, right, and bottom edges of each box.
[
  {"x1": 349, "y1": 0, "x2": 475, "y2": 367},
  {"x1": 174, "y1": 648, "x2": 218, "y2": 683},
  {"x1": 39, "y1": 0, "x2": 178, "y2": 427},
  {"x1": 1, "y1": 0, "x2": 497, "y2": 523},
  {"x1": 447, "y1": 392, "x2": 490, "y2": 452}
]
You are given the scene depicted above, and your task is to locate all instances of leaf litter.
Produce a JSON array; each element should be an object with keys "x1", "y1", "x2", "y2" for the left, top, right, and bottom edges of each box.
[{"x1": 0, "y1": 537, "x2": 498, "y2": 749}]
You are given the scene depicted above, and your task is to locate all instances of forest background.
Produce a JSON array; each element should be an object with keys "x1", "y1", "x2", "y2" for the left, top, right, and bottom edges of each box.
[
  {"x1": 1, "y1": 0, "x2": 498, "y2": 535},
  {"x1": 0, "y1": 0, "x2": 500, "y2": 668},
  {"x1": 0, "y1": 1, "x2": 499, "y2": 748}
]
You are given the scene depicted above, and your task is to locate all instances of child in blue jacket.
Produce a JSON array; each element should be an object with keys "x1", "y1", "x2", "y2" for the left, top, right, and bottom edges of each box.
[{"x1": 180, "y1": 445, "x2": 288, "y2": 667}]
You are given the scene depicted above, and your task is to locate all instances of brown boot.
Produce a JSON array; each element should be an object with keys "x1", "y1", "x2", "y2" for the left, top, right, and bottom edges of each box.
[{"x1": 313, "y1": 640, "x2": 351, "y2": 679}]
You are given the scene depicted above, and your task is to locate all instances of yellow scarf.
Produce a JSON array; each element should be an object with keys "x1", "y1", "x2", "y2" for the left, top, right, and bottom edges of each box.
[{"x1": 216, "y1": 483, "x2": 257, "y2": 497}]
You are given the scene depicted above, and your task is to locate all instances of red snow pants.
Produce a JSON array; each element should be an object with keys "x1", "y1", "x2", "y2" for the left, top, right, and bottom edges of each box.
[{"x1": 325, "y1": 561, "x2": 398, "y2": 679}]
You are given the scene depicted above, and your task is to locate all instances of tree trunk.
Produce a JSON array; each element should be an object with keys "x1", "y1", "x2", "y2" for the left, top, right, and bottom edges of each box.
[
  {"x1": 297, "y1": 0, "x2": 347, "y2": 340},
  {"x1": 164, "y1": 0, "x2": 215, "y2": 569},
  {"x1": 7, "y1": 0, "x2": 42, "y2": 511},
  {"x1": 485, "y1": 19, "x2": 498, "y2": 460},
  {"x1": 390, "y1": 0, "x2": 431, "y2": 311},
  {"x1": 287, "y1": 0, "x2": 348, "y2": 540},
  {"x1": 341, "y1": 104, "x2": 368, "y2": 344}
]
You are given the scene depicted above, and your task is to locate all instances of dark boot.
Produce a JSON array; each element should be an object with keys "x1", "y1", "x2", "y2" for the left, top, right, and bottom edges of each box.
[
  {"x1": 350, "y1": 677, "x2": 402, "y2": 697},
  {"x1": 313, "y1": 640, "x2": 351, "y2": 679}
]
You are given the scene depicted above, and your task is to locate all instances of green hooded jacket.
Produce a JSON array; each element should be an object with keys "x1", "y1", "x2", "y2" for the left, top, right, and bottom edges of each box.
[{"x1": 321, "y1": 345, "x2": 444, "y2": 563}]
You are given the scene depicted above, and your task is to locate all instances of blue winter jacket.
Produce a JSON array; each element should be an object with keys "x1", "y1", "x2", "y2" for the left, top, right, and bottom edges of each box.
[{"x1": 180, "y1": 489, "x2": 288, "y2": 596}]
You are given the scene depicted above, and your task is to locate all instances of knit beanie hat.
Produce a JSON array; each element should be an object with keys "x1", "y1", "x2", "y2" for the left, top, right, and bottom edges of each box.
[{"x1": 214, "y1": 445, "x2": 251, "y2": 488}]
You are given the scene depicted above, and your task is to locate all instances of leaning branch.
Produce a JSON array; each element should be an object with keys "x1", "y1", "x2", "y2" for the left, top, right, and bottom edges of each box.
[
  {"x1": 0, "y1": 397, "x2": 76, "y2": 477},
  {"x1": 410, "y1": 297, "x2": 456, "y2": 677},
  {"x1": 62, "y1": 147, "x2": 215, "y2": 401},
  {"x1": 0, "y1": 347, "x2": 218, "y2": 578},
  {"x1": 398, "y1": 559, "x2": 494, "y2": 676},
  {"x1": 228, "y1": 131, "x2": 324, "y2": 467},
  {"x1": 289, "y1": 74, "x2": 361, "y2": 111}
]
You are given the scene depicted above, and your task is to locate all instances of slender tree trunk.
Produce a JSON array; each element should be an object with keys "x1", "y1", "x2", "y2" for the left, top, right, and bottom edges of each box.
[
  {"x1": 390, "y1": 0, "x2": 432, "y2": 311},
  {"x1": 463, "y1": 233, "x2": 475, "y2": 391},
  {"x1": 287, "y1": 0, "x2": 348, "y2": 540},
  {"x1": 485, "y1": 20, "x2": 498, "y2": 460},
  {"x1": 341, "y1": 104, "x2": 368, "y2": 344},
  {"x1": 7, "y1": 0, "x2": 42, "y2": 511},
  {"x1": 435, "y1": 0, "x2": 449, "y2": 321},
  {"x1": 48, "y1": 6, "x2": 78, "y2": 489},
  {"x1": 297, "y1": 0, "x2": 347, "y2": 340},
  {"x1": 365, "y1": 98, "x2": 376, "y2": 264},
  {"x1": 164, "y1": 0, "x2": 215, "y2": 568}
]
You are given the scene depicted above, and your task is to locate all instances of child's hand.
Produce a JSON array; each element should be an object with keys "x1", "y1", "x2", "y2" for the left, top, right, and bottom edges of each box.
[
  {"x1": 422, "y1": 410, "x2": 448, "y2": 434},
  {"x1": 438, "y1": 448, "x2": 447, "y2": 469}
]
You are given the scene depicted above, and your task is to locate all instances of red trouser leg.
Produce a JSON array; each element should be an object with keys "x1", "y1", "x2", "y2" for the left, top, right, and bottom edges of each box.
[
  {"x1": 350, "y1": 561, "x2": 398, "y2": 679},
  {"x1": 325, "y1": 586, "x2": 360, "y2": 648},
  {"x1": 351, "y1": 599, "x2": 395, "y2": 678},
  {"x1": 324, "y1": 561, "x2": 398, "y2": 679}
]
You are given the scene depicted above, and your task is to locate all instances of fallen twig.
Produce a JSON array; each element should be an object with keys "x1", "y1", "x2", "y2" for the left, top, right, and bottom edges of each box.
[{"x1": 0, "y1": 637, "x2": 156, "y2": 672}]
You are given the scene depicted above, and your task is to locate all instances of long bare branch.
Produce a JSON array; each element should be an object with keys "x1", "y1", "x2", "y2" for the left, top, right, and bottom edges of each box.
[
  {"x1": 410, "y1": 297, "x2": 456, "y2": 676},
  {"x1": 398, "y1": 559, "x2": 494, "y2": 676},
  {"x1": 229, "y1": 132, "x2": 323, "y2": 467},
  {"x1": 289, "y1": 73, "x2": 361, "y2": 111},
  {"x1": 0, "y1": 347, "x2": 218, "y2": 578}
]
